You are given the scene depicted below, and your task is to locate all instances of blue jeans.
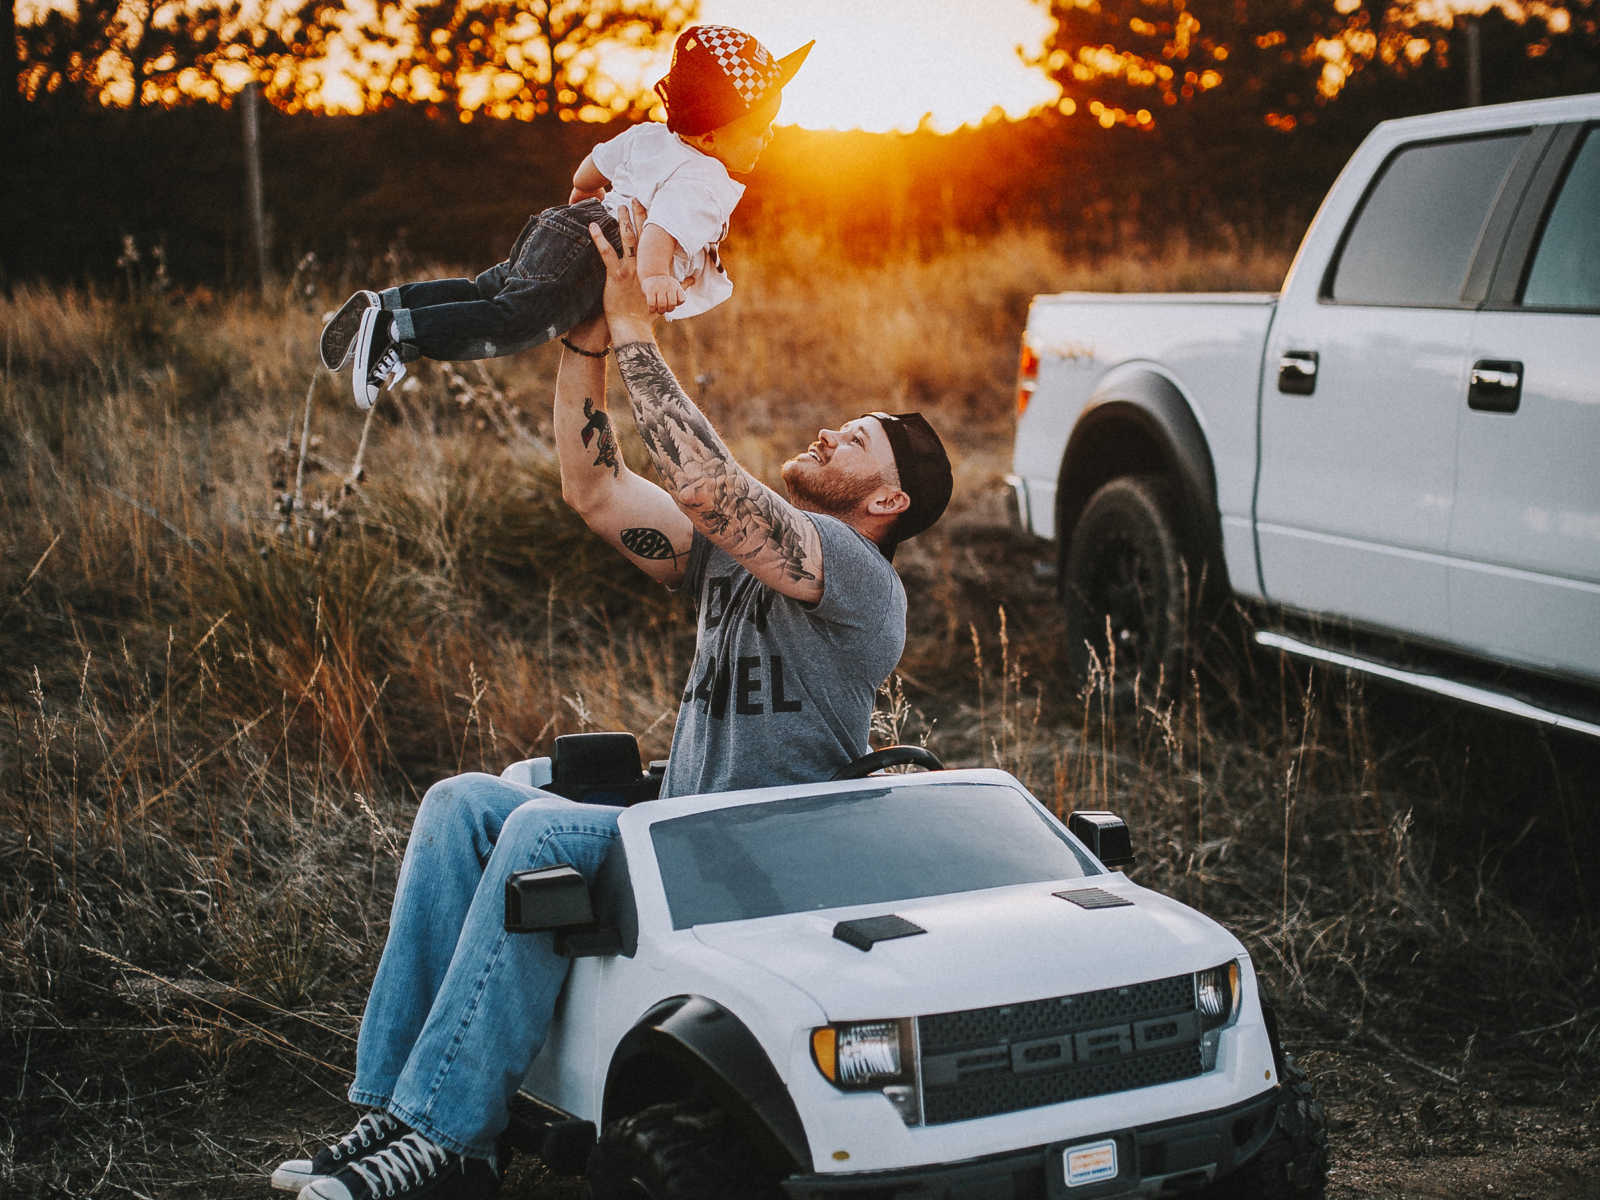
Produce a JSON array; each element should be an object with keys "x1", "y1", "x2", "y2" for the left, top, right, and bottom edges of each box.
[
  {"x1": 348, "y1": 773, "x2": 621, "y2": 1158},
  {"x1": 382, "y1": 198, "x2": 623, "y2": 362}
]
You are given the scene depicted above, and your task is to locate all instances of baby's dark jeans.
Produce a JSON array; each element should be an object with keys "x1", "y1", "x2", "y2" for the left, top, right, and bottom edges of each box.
[{"x1": 383, "y1": 199, "x2": 623, "y2": 362}]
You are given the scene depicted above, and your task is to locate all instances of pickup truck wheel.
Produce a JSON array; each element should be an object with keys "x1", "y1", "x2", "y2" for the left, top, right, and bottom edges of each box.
[
  {"x1": 1062, "y1": 475, "x2": 1189, "y2": 698},
  {"x1": 1205, "y1": 1051, "x2": 1329, "y2": 1200},
  {"x1": 586, "y1": 1102, "x2": 779, "y2": 1200}
]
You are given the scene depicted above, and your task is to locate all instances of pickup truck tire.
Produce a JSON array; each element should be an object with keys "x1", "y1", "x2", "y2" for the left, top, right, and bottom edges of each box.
[
  {"x1": 1203, "y1": 1051, "x2": 1329, "y2": 1200},
  {"x1": 586, "y1": 1102, "x2": 780, "y2": 1200},
  {"x1": 1062, "y1": 475, "x2": 1189, "y2": 698}
]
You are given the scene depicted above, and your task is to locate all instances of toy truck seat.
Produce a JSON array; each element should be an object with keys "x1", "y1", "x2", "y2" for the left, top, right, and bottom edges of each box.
[{"x1": 500, "y1": 731, "x2": 665, "y2": 807}]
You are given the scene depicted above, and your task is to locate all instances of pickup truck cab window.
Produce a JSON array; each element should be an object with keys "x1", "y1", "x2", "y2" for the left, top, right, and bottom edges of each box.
[
  {"x1": 1329, "y1": 132, "x2": 1526, "y2": 307},
  {"x1": 649, "y1": 782, "x2": 1098, "y2": 928},
  {"x1": 1521, "y1": 127, "x2": 1600, "y2": 312}
]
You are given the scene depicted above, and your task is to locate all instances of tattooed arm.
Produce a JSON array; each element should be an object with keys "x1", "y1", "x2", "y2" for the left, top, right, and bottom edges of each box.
[
  {"x1": 584, "y1": 207, "x2": 824, "y2": 602},
  {"x1": 583, "y1": 203, "x2": 825, "y2": 602},
  {"x1": 554, "y1": 318, "x2": 694, "y2": 587},
  {"x1": 612, "y1": 341, "x2": 824, "y2": 603}
]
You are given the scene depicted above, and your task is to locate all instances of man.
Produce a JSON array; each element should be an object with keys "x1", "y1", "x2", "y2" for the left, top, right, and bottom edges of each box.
[{"x1": 271, "y1": 203, "x2": 951, "y2": 1200}]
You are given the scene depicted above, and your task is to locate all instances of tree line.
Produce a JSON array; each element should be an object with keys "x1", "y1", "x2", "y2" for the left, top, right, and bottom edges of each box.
[
  {"x1": 4, "y1": 1, "x2": 1597, "y2": 286},
  {"x1": 8, "y1": 0, "x2": 692, "y2": 122},
  {"x1": 1036, "y1": 0, "x2": 1599, "y2": 134},
  {"x1": 8, "y1": 0, "x2": 1596, "y2": 127}
]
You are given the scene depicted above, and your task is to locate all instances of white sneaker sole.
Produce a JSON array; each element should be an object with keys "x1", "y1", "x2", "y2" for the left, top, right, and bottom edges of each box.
[
  {"x1": 270, "y1": 1159, "x2": 322, "y2": 1192},
  {"x1": 298, "y1": 1178, "x2": 358, "y2": 1200},
  {"x1": 320, "y1": 290, "x2": 378, "y2": 371}
]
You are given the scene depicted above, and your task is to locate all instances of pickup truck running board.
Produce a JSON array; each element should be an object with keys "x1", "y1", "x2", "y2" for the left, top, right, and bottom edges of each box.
[{"x1": 1254, "y1": 631, "x2": 1600, "y2": 740}]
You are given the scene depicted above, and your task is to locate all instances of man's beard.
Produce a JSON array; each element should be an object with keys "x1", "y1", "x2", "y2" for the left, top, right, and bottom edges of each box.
[{"x1": 780, "y1": 456, "x2": 883, "y2": 516}]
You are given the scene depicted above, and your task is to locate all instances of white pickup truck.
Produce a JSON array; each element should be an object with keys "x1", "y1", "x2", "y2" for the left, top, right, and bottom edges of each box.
[{"x1": 1008, "y1": 93, "x2": 1600, "y2": 734}]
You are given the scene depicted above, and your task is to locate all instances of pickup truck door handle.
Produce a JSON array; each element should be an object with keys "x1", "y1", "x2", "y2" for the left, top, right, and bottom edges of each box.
[
  {"x1": 1277, "y1": 350, "x2": 1319, "y2": 396},
  {"x1": 1468, "y1": 359, "x2": 1523, "y2": 413}
]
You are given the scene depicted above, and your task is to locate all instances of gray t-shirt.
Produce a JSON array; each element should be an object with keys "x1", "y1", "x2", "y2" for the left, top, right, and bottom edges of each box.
[{"x1": 661, "y1": 514, "x2": 907, "y2": 798}]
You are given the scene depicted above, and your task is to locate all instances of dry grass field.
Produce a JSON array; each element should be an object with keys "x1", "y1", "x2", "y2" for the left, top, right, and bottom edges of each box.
[{"x1": 2, "y1": 229, "x2": 1596, "y2": 1197}]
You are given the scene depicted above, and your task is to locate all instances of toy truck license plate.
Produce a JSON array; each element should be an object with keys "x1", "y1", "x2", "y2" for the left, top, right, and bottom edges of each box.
[{"x1": 1063, "y1": 1138, "x2": 1118, "y2": 1187}]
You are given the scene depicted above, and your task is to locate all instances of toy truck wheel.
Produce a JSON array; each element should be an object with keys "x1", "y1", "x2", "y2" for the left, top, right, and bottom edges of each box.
[
  {"x1": 586, "y1": 1102, "x2": 779, "y2": 1200},
  {"x1": 1205, "y1": 1050, "x2": 1329, "y2": 1200},
  {"x1": 1062, "y1": 474, "x2": 1189, "y2": 700}
]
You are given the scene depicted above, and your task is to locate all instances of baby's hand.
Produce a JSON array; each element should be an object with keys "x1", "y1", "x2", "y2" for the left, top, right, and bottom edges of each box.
[
  {"x1": 641, "y1": 274, "x2": 686, "y2": 315},
  {"x1": 569, "y1": 185, "x2": 606, "y2": 204}
]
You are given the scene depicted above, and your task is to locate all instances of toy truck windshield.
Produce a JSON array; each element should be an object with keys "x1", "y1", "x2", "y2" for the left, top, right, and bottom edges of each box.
[{"x1": 649, "y1": 781, "x2": 1101, "y2": 928}]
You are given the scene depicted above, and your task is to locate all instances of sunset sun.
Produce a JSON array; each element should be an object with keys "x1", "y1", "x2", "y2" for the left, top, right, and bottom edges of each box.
[{"x1": 666, "y1": 0, "x2": 1061, "y2": 132}]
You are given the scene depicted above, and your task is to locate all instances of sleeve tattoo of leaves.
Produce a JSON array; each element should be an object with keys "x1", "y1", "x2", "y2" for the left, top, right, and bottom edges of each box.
[
  {"x1": 614, "y1": 343, "x2": 818, "y2": 583},
  {"x1": 580, "y1": 398, "x2": 621, "y2": 477}
]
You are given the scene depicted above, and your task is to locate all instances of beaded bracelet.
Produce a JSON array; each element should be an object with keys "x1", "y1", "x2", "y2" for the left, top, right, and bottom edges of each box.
[{"x1": 560, "y1": 336, "x2": 609, "y2": 359}]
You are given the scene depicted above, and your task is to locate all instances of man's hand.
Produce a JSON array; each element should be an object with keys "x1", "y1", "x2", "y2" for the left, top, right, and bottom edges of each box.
[
  {"x1": 641, "y1": 273, "x2": 687, "y2": 315},
  {"x1": 588, "y1": 201, "x2": 657, "y2": 347}
]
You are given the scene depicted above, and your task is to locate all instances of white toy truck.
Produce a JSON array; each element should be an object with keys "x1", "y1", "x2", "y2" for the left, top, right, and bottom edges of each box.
[
  {"x1": 1008, "y1": 93, "x2": 1600, "y2": 735},
  {"x1": 496, "y1": 733, "x2": 1327, "y2": 1199}
]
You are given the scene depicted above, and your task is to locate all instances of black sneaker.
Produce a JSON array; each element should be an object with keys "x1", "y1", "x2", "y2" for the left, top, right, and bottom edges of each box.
[
  {"x1": 350, "y1": 306, "x2": 406, "y2": 411},
  {"x1": 320, "y1": 290, "x2": 378, "y2": 370},
  {"x1": 299, "y1": 1130, "x2": 499, "y2": 1200},
  {"x1": 270, "y1": 1110, "x2": 404, "y2": 1192}
]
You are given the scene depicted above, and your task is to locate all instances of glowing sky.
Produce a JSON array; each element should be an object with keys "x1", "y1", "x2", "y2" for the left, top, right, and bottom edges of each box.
[
  {"x1": 692, "y1": 0, "x2": 1062, "y2": 132},
  {"x1": 15, "y1": 0, "x2": 1063, "y2": 125}
]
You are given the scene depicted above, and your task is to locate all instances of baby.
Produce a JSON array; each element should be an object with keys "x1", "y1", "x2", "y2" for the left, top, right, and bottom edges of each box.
[{"x1": 321, "y1": 25, "x2": 813, "y2": 409}]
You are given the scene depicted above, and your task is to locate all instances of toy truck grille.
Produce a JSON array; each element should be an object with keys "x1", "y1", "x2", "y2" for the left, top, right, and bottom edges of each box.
[{"x1": 918, "y1": 973, "x2": 1204, "y2": 1124}]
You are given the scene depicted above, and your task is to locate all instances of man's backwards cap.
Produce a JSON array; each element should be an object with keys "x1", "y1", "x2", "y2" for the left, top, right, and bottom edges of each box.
[
  {"x1": 868, "y1": 411, "x2": 953, "y2": 559},
  {"x1": 656, "y1": 25, "x2": 814, "y2": 137}
]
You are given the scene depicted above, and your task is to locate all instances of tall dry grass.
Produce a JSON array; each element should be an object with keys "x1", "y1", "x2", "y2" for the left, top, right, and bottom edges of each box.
[{"x1": 3, "y1": 228, "x2": 1595, "y2": 1197}]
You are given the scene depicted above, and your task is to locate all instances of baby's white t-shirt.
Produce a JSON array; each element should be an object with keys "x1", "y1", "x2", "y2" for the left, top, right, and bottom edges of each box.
[{"x1": 591, "y1": 123, "x2": 744, "y2": 320}]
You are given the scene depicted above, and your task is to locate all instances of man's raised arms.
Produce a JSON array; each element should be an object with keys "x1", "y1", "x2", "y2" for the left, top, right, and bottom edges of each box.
[{"x1": 588, "y1": 206, "x2": 826, "y2": 605}]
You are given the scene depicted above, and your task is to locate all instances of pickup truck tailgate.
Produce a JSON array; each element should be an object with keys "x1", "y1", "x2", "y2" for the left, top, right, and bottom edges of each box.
[{"x1": 1014, "y1": 292, "x2": 1277, "y2": 544}]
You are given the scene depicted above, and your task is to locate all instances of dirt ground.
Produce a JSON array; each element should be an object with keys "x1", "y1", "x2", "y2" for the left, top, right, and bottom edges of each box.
[
  {"x1": 245, "y1": 1040, "x2": 1600, "y2": 1199},
  {"x1": 240, "y1": 865, "x2": 1600, "y2": 1200},
  {"x1": 1306, "y1": 1049, "x2": 1598, "y2": 1198}
]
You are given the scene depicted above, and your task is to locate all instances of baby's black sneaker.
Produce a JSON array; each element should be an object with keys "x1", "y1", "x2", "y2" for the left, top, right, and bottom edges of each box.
[
  {"x1": 350, "y1": 307, "x2": 406, "y2": 410},
  {"x1": 320, "y1": 290, "x2": 378, "y2": 370}
]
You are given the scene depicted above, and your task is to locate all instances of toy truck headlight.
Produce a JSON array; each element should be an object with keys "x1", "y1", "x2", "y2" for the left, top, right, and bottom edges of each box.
[
  {"x1": 811, "y1": 1020, "x2": 913, "y2": 1090},
  {"x1": 1195, "y1": 960, "x2": 1241, "y2": 1031}
]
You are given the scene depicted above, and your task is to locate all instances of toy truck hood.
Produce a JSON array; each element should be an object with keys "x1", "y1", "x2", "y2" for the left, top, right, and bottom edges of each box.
[{"x1": 689, "y1": 877, "x2": 1241, "y2": 1019}]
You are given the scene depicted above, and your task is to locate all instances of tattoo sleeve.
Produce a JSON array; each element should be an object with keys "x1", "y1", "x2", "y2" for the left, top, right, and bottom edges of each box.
[{"x1": 614, "y1": 341, "x2": 820, "y2": 585}]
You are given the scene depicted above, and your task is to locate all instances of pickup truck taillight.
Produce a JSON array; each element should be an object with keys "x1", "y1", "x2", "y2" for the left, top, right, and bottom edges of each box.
[{"x1": 1016, "y1": 341, "x2": 1039, "y2": 416}]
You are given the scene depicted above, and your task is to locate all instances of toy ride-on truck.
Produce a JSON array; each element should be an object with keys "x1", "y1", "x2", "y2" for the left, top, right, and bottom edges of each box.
[{"x1": 497, "y1": 733, "x2": 1328, "y2": 1199}]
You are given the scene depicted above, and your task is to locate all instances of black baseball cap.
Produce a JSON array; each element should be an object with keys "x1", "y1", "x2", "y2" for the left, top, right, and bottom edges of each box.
[{"x1": 866, "y1": 411, "x2": 952, "y2": 559}]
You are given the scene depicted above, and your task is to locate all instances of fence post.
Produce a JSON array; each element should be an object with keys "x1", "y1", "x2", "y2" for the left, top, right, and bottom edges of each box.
[
  {"x1": 242, "y1": 81, "x2": 270, "y2": 293},
  {"x1": 1465, "y1": 17, "x2": 1483, "y2": 107}
]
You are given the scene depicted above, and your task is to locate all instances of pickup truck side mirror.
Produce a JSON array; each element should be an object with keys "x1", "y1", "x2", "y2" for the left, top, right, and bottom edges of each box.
[{"x1": 1068, "y1": 811, "x2": 1136, "y2": 871}]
